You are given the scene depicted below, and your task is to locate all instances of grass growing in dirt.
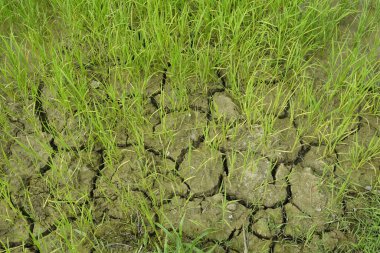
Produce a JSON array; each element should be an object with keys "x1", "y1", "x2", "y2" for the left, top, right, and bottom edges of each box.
[{"x1": 0, "y1": 0, "x2": 379, "y2": 252}]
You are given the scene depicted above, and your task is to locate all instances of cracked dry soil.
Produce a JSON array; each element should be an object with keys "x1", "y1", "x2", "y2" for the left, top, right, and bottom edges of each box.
[{"x1": 1, "y1": 66, "x2": 379, "y2": 253}]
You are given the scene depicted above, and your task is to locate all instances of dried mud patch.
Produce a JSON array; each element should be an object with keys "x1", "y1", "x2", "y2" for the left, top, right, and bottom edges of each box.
[
  {"x1": 145, "y1": 110, "x2": 207, "y2": 160},
  {"x1": 179, "y1": 144, "x2": 224, "y2": 197},
  {"x1": 1, "y1": 75, "x2": 378, "y2": 253},
  {"x1": 162, "y1": 194, "x2": 250, "y2": 242},
  {"x1": 288, "y1": 166, "x2": 342, "y2": 227},
  {"x1": 335, "y1": 119, "x2": 380, "y2": 192},
  {"x1": 0, "y1": 199, "x2": 30, "y2": 245},
  {"x1": 225, "y1": 152, "x2": 288, "y2": 207}
]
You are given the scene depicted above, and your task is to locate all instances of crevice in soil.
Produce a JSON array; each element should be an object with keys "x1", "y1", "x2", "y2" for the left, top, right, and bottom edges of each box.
[
  {"x1": 342, "y1": 197, "x2": 348, "y2": 215},
  {"x1": 143, "y1": 144, "x2": 175, "y2": 162},
  {"x1": 284, "y1": 184, "x2": 292, "y2": 204},
  {"x1": 8, "y1": 198, "x2": 29, "y2": 229},
  {"x1": 269, "y1": 241, "x2": 276, "y2": 253},
  {"x1": 40, "y1": 138, "x2": 58, "y2": 175},
  {"x1": 206, "y1": 87, "x2": 226, "y2": 121},
  {"x1": 175, "y1": 147, "x2": 189, "y2": 170},
  {"x1": 150, "y1": 96, "x2": 160, "y2": 109},
  {"x1": 292, "y1": 143, "x2": 311, "y2": 165},
  {"x1": 89, "y1": 149, "x2": 106, "y2": 200},
  {"x1": 49, "y1": 138, "x2": 58, "y2": 152},
  {"x1": 5, "y1": 196, "x2": 39, "y2": 252},
  {"x1": 130, "y1": 187, "x2": 155, "y2": 209},
  {"x1": 270, "y1": 162, "x2": 280, "y2": 182},
  {"x1": 189, "y1": 104, "x2": 207, "y2": 114},
  {"x1": 161, "y1": 62, "x2": 171, "y2": 89},
  {"x1": 151, "y1": 117, "x2": 162, "y2": 133},
  {"x1": 34, "y1": 81, "x2": 59, "y2": 176},
  {"x1": 225, "y1": 193, "x2": 260, "y2": 210},
  {"x1": 332, "y1": 148, "x2": 339, "y2": 176},
  {"x1": 35, "y1": 81, "x2": 52, "y2": 134},
  {"x1": 247, "y1": 212, "x2": 273, "y2": 241},
  {"x1": 173, "y1": 132, "x2": 206, "y2": 172},
  {"x1": 263, "y1": 201, "x2": 285, "y2": 210},
  {"x1": 38, "y1": 217, "x2": 77, "y2": 238},
  {"x1": 278, "y1": 99, "x2": 290, "y2": 119},
  {"x1": 277, "y1": 164, "x2": 293, "y2": 241},
  {"x1": 250, "y1": 229, "x2": 272, "y2": 241},
  {"x1": 216, "y1": 69, "x2": 227, "y2": 88},
  {"x1": 39, "y1": 158, "x2": 52, "y2": 175},
  {"x1": 193, "y1": 134, "x2": 205, "y2": 149},
  {"x1": 220, "y1": 148, "x2": 229, "y2": 176},
  {"x1": 281, "y1": 235, "x2": 305, "y2": 244},
  {"x1": 148, "y1": 63, "x2": 171, "y2": 112}
]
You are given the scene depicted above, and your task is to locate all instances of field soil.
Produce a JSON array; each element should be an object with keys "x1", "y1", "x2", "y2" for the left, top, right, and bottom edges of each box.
[{"x1": 1, "y1": 73, "x2": 378, "y2": 252}]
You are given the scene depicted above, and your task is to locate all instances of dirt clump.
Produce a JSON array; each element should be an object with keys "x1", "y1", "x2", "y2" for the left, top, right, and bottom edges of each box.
[
  {"x1": 212, "y1": 92, "x2": 242, "y2": 122},
  {"x1": 300, "y1": 145, "x2": 336, "y2": 177},
  {"x1": 179, "y1": 144, "x2": 224, "y2": 196},
  {"x1": 146, "y1": 110, "x2": 207, "y2": 159},
  {"x1": 6, "y1": 132, "x2": 52, "y2": 177},
  {"x1": 0, "y1": 200, "x2": 30, "y2": 244},
  {"x1": 162, "y1": 194, "x2": 250, "y2": 242},
  {"x1": 225, "y1": 152, "x2": 288, "y2": 207},
  {"x1": 228, "y1": 231, "x2": 271, "y2": 253},
  {"x1": 288, "y1": 166, "x2": 342, "y2": 231},
  {"x1": 251, "y1": 208, "x2": 283, "y2": 238}
]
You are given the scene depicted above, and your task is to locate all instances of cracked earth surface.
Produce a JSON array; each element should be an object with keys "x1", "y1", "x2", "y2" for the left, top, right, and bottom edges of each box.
[{"x1": 1, "y1": 64, "x2": 379, "y2": 252}]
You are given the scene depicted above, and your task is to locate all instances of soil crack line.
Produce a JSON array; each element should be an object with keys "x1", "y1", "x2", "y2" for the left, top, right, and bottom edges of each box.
[
  {"x1": 89, "y1": 149, "x2": 105, "y2": 200},
  {"x1": 35, "y1": 81, "x2": 59, "y2": 176},
  {"x1": 40, "y1": 138, "x2": 58, "y2": 175},
  {"x1": 220, "y1": 148, "x2": 229, "y2": 176},
  {"x1": 270, "y1": 162, "x2": 280, "y2": 182},
  {"x1": 292, "y1": 143, "x2": 311, "y2": 165},
  {"x1": 278, "y1": 99, "x2": 291, "y2": 119},
  {"x1": 143, "y1": 144, "x2": 175, "y2": 162},
  {"x1": 4, "y1": 196, "x2": 39, "y2": 252},
  {"x1": 216, "y1": 69, "x2": 227, "y2": 88},
  {"x1": 35, "y1": 81, "x2": 52, "y2": 134},
  {"x1": 161, "y1": 62, "x2": 171, "y2": 89}
]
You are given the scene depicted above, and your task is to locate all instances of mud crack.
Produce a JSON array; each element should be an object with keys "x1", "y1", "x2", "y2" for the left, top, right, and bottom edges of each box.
[
  {"x1": 34, "y1": 81, "x2": 59, "y2": 176},
  {"x1": 143, "y1": 144, "x2": 175, "y2": 162},
  {"x1": 149, "y1": 62, "x2": 172, "y2": 110},
  {"x1": 35, "y1": 81, "x2": 52, "y2": 134},
  {"x1": 216, "y1": 69, "x2": 227, "y2": 88},
  {"x1": 291, "y1": 143, "x2": 311, "y2": 165},
  {"x1": 89, "y1": 149, "x2": 106, "y2": 201},
  {"x1": 39, "y1": 138, "x2": 58, "y2": 175},
  {"x1": 2, "y1": 197, "x2": 39, "y2": 252}
]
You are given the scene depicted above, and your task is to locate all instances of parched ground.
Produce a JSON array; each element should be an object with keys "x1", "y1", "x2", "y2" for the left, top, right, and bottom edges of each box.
[
  {"x1": 1, "y1": 69, "x2": 379, "y2": 252},
  {"x1": 0, "y1": 1, "x2": 379, "y2": 252}
]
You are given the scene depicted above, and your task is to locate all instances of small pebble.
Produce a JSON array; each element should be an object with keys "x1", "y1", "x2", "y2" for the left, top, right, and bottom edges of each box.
[
  {"x1": 365, "y1": 185, "x2": 372, "y2": 191},
  {"x1": 305, "y1": 167, "x2": 313, "y2": 173},
  {"x1": 227, "y1": 203, "x2": 237, "y2": 211},
  {"x1": 90, "y1": 80, "x2": 101, "y2": 89}
]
